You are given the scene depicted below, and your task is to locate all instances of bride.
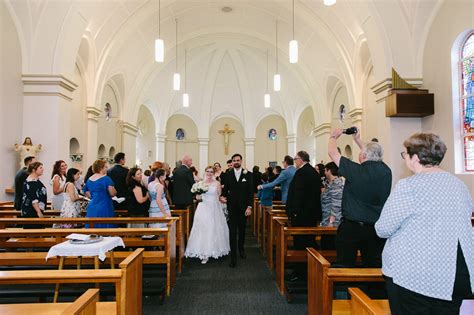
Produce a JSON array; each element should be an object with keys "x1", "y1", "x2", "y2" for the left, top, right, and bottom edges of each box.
[{"x1": 185, "y1": 166, "x2": 230, "y2": 264}]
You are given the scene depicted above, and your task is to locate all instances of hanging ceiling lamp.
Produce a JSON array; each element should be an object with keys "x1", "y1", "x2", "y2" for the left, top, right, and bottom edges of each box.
[
  {"x1": 289, "y1": 0, "x2": 298, "y2": 64},
  {"x1": 324, "y1": 0, "x2": 336, "y2": 6},
  {"x1": 265, "y1": 50, "x2": 271, "y2": 108},
  {"x1": 173, "y1": 19, "x2": 181, "y2": 91},
  {"x1": 274, "y1": 21, "x2": 281, "y2": 91},
  {"x1": 183, "y1": 49, "x2": 189, "y2": 107},
  {"x1": 155, "y1": 0, "x2": 164, "y2": 62}
]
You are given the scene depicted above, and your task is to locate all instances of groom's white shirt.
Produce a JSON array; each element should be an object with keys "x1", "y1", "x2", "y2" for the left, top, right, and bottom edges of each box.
[{"x1": 234, "y1": 168, "x2": 242, "y2": 181}]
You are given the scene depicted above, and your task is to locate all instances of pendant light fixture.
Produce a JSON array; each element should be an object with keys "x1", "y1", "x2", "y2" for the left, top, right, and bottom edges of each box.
[
  {"x1": 183, "y1": 49, "x2": 189, "y2": 107},
  {"x1": 173, "y1": 19, "x2": 181, "y2": 91},
  {"x1": 324, "y1": 0, "x2": 336, "y2": 6},
  {"x1": 289, "y1": 0, "x2": 298, "y2": 64},
  {"x1": 264, "y1": 50, "x2": 271, "y2": 108},
  {"x1": 274, "y1": 21, "x2": 281, "y2": 91},
  {"x1": 155, "y1": 0, "x2": 164, "y2": 62}
]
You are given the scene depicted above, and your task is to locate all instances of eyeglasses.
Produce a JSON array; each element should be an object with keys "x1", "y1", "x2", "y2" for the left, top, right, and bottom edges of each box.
[{"x1": 400, "y1": 151, "x2": 408, "y2": 160}]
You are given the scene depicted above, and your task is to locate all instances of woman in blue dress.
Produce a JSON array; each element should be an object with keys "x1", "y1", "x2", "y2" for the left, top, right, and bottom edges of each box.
[
  {"x1": 148, "y1": 168, "x2": 171, "y2": 228},
  {"x1": 83, "y1": 159, "x2": 117, "y2": 228}
]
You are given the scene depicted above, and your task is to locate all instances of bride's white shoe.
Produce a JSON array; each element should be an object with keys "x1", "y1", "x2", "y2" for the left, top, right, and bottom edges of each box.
[{"x1": 201, "y1": 258, "x2": 208, "y2": 264}]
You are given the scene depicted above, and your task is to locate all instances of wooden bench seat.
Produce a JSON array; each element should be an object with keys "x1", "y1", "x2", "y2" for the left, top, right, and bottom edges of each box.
[
  {"x1": 266, "y1": 213, "x2": 287, "y2": 269},
  {"x1": 275, "y1": 219, "x2": 337, "y2": 296},
  {"x1": 348, "y1": 287, "x2": 474, "y2": 315},
  {"x1": 260, "y1": 205, "x2": 286, "y2": 253},
  {"x1": 307, "y1": 248, "x2": 383, "y2": 315},
  {"x1": 0, "y1": 289, "x2": 116, "y2": 314},
  {"x1": 0, "y1": 249, "x2": 143, "y2": 314},
  {"x1": 0, "y1": 225, "x2": 176, "y2": 295}
]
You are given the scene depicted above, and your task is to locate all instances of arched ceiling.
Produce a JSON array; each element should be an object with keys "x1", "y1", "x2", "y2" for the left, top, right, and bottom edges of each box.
[{"x1": 5, "y1": 0, "x2": 444, "y2": 135}]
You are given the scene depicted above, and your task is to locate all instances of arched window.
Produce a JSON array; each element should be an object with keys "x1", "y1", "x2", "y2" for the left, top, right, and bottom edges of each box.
[{"x1": 460, "y1": 32, "x2": 474, "y2": 171}]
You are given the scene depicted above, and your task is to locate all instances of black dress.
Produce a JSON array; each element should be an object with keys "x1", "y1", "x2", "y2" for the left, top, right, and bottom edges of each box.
[
  {"x1": 128, "y1": 184, "x2": 150, "y2": 216},
  {"x1": 21, "y1": 179, "x2": 47, "y2": 228}
]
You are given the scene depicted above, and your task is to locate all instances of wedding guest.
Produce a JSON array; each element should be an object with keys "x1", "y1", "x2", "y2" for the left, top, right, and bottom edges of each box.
[
  {"x1": 148, "y1": 169, "x2": 171, "y2": 228},
  {"x1": 172, "y1": 155, "x2": 194, "y2": 209},
  {"x1": 190, "y1": 166, "x2": 201, "y2": 182},
  {"x1": 252, "y1": 165, "x2": 262, "y2": 193},
  {"x1": 84, "y1": 165, "x2": 94, "y2": 182},
  {"x1": 127, "y1": 167, "x2": 150, "y2": 217},
  {"x1": 148, "y1": 161, "x2": 164, "y2": 183},
  {"x1": 272, "y1": 166, "x2": 282, "y2": 201},
  {"x1": 319, "y1": 162, "x2": 344, "y2": 249},
  {"x1": 163, "y1": 163, "x2": 173, "y2": 204},
  {"x1": 83, "y1": 159, "x2": 116, "y2": 228},
  {"x1": 214, "y1": 162, "x2": 223, "y2": 182},
  {"x1": 257, "y1": 173, "x2": 274, "y2": 213},
  {"x1": 257, "y1": 155, "x2": 296, "y2": 204},
  {"x1": 107, "y1": 152, "x2": 129, "y2": 210},
  {"x1": 51, "y1": 160, "x2": 68, "y2": 210},
  {"x1": 376, "y1": 133, "x2": 473, "y2": 314},
  {"x1": 315, "y1": 163, "x2": 327, "y2": 189},
  {"x1": 57, "y1": 168, "x2": 86, "y2": 228},
  {"x1": 22, "y1": 162, "x2": 47, "y2": 227},
  {"x1": 14, "y1": 156, "x2": 35, "y2": 210}
]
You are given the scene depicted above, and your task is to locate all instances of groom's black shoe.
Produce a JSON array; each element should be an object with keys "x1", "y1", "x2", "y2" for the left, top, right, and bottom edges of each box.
[
  {"x1": 239, "y1": 250, "x2": 246, "y2": 259},
  {"x1": 229, "y1": 262, "x2": 236, "y2": 268}
]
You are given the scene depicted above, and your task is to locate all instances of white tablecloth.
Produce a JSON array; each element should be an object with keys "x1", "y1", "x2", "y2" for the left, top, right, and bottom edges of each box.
[{"x1": 46, "y1": 237, "x2": 125, "y2": 261}]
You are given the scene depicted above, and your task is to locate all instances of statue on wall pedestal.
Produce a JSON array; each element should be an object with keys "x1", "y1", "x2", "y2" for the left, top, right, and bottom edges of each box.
[{"x1": 14, "y1": 137, "x2": 42, "y2": 166}]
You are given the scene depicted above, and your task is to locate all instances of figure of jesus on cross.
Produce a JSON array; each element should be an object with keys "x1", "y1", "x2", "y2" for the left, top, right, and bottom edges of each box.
[{"x1": 218, "y1": 124, "x2": 235, "y2": 155}]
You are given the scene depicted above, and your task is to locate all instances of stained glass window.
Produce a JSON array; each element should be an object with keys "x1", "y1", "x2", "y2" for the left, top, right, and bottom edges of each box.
[{"x1": 461, "y1": 33, "x2": 474, "y2": 171}]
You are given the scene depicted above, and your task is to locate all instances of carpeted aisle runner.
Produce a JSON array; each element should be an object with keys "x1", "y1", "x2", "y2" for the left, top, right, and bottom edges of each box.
[{"x1": 143, "y1": 233, "x2": 306, "y2": 314}]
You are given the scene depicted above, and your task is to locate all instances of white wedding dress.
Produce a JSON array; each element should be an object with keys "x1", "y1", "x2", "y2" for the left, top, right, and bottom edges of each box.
[{"x1": 185, "y1": 183, "x2": 230, "y2": 260}]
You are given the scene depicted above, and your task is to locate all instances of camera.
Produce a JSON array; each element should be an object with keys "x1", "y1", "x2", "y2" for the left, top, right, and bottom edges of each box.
[{"x1": 342, "y1": 127, "x2": 358, "y2": 135}]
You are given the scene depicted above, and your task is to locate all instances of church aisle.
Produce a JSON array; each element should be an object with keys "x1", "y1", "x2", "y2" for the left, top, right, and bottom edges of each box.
[{"x1": 143, "y1": 234, "x2": 306, "y2": 314}]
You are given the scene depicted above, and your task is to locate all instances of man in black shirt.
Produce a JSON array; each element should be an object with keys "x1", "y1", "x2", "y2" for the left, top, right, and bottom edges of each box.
[
  {"x1": 107, "y1": 152, "x2": 129, "y2": 210},
  {"x1": 14, "y1": 156, "x2": 35, "y2": 210},
  {"x1": 328, "y1": 128, "x2": 391, "y2": 267}
]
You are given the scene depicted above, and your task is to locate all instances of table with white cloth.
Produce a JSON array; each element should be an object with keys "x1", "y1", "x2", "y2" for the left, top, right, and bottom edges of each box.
[{"x1": 46, "y1": 236, "x2": 125, "y2": 302}]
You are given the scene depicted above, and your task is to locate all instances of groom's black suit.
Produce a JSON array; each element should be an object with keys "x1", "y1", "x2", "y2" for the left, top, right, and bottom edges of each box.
[{"x1": 222, "y1": 168, "x2": 253, "y2": 264}]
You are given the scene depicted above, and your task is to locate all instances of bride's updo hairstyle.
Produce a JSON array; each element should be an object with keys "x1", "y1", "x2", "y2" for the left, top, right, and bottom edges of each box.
[{"x1": 204, "y1": 166, "x2": 215, "y2": 174}]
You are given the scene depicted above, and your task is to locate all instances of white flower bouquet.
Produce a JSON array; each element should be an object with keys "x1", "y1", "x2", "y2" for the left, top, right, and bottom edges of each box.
[{"x1": 191, "y1": 181, "x2": 209, "y2": 195}]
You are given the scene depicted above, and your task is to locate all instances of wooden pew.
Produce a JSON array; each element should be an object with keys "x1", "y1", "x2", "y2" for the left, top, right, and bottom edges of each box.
[
  {"x1": 348, "y1": 287, "x2": 474, "y2": 315},
  {"x1": 0, "y1": 216, "x2": 185, "y2": 274},
  {"x1": 265, "y1": 210, "x2": 287, "y2": 269},
  {"x1": 262, "y1": 205, "x2": 286, "y2": 256},
  {"x1": 252, "y1": 196, "x2": 259, "y2": 236},
  {"x1": 274, "y1": 218, "x2": 337, "y2": 296},
  {"x1": 0, "y1": 210, "x2": 128, "y2": 218},
  {"x1": 0, "y1": 289, "x2": 115, "y2": 314},
  {"x1": 0, "y1": 223, "x2": 176, "y2": 295},
  {"x1": 307, "y1": 248, "x2": 383, "y2": 315},
  {"x1": 0, "y1": 248, "x2": 143, "y2": 315}
]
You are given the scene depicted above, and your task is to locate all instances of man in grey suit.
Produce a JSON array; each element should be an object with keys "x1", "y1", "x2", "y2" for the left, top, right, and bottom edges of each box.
[
  {"x1": 257, "y1": 155, "x2": 296, "y2": 204},
  {"x1": 172, "y1": 154, "x2": 195, "y2": 209}
]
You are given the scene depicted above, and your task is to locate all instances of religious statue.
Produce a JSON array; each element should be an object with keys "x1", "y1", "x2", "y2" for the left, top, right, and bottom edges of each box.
[
  {"x1": 14, "y1": 137, "x2": 42, "y2": 166},
  {"x1": 218, "y1": 124, "x2": 235, "y2": 155}
]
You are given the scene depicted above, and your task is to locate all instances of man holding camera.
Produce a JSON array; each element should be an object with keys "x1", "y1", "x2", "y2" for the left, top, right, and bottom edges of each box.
[{"x1": 328, "y1": 127, "x2": 391, "y2": 267}]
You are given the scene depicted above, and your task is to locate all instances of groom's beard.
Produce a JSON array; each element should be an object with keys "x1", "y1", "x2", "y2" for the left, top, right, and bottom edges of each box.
[{"x1": 233, "y1": 163, "x2": 241, "y2": 169}]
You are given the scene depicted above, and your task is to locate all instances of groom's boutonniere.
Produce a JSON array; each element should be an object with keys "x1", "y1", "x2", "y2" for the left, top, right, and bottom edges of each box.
[{"x1": 243, "y1": 169, "x2": 248, "y2": 175}]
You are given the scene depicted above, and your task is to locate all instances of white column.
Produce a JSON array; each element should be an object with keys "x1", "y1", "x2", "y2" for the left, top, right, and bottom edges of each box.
[
  {"x1": 371, "y1": 79, "x2": 423, "y2": 185},
  {"x1": 156, "y1": 133, "x2": 167, "y2": 162},
  {"x1": 286, "y1": 134, "x2": 297, "y2": 158},
  {"x1": 244, "y1": 138, "x2": 255, "y2": 169},
  {"x1": 313, "y1": 123, "x2": 331, "y2": 164},
  {"x1": 22, "y1": 75, "x2": 76, "y2": 198},
  {"x1": 198, "y1": 138, "x2": 209, "y2": 173},
  {"x1": 86, "y1": 107, "x2": 101, "y2": 167},
  {"x1": 120, "y1": 122, "x2": 138, "y2": 167}
]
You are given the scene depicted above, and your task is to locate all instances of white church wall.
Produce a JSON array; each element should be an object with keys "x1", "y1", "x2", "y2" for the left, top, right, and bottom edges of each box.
[
  {"x1": 0, "y1": 2, "x2": 23, "y2": 201},
  {"x1": 422, "y1": 0, "x2": 474, "y2": 191},
  {"x1": 69, "y1": 64, "x2": 87, "y2": 171},
  {"x1": 331, "y1": 87, "x2": 354, "y2": 160},
  {"x1": 97, "y1": 84, "x2": 121, "y2": 161},
  {"x1": 254, "y1": 115, "x2": 287, "y2": 169},
  {"x1": 296, "y1": 107, "x2": 315, "y2": 163},
  {"x1": 209, "y1": 117, "x2": 245, "y2": 169},
  {"x1": 136, "y1": 105, "x2": 156, "y2": 169},
  {"x1": 165, "y1": 115, "x2": 199, "y2": 169}
]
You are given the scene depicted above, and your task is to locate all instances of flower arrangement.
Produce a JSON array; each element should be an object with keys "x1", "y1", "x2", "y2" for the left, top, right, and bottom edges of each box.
[{"x1": 191, "y1": 181, "x2": 209, "y2": 195}]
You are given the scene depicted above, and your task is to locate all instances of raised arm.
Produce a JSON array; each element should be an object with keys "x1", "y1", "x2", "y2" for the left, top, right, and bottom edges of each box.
[{"x1": 328, "y1": 129, "x2": 343, "y2": 167}]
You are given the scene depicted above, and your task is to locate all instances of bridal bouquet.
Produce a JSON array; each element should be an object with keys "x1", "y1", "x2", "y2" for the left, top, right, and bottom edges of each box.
[{"x1": 191, "y1": 181, "x2": 209, "y2": 195}]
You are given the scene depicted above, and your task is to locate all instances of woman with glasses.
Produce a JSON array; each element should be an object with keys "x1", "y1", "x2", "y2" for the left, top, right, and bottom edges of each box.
[{"x1": 376, "y1": 133, "x2": 473, "y2": 314}]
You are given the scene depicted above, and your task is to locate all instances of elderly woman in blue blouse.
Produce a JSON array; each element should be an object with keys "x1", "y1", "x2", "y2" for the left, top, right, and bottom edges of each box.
[{"x1": 375, "y1": 133, "x2": 473, "y2": 315}]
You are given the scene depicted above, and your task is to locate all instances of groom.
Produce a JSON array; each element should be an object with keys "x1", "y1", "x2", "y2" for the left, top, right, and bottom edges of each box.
[{"x1": 221, "y1": 153, "x2": 253, "y2": 268}]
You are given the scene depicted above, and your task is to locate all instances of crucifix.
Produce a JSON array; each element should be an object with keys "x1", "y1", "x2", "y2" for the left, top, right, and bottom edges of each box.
[{"x1": 218, "y1": 124, "x2": 235, "y2": 155}]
